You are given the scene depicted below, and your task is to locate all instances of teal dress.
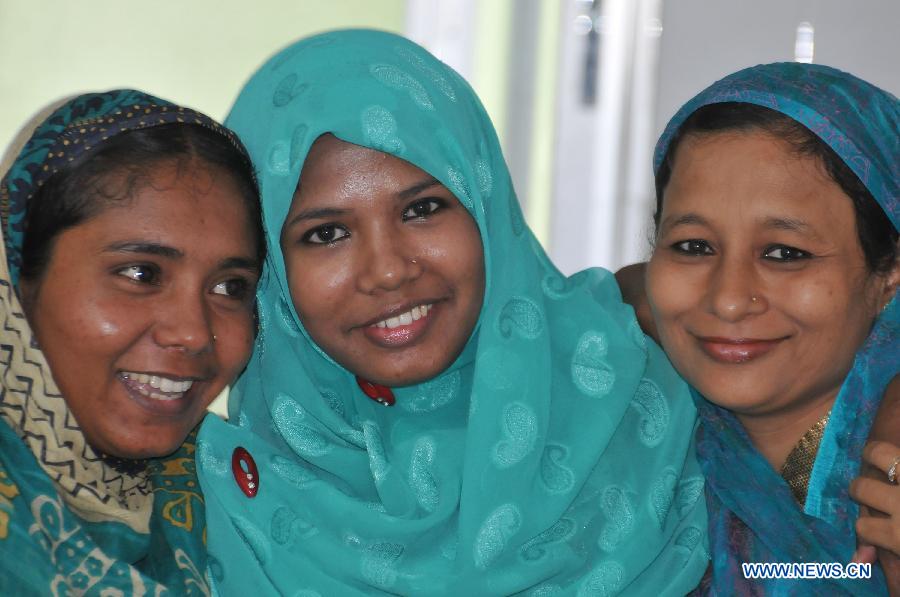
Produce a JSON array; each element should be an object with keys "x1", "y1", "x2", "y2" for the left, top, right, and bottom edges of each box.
[{"x1": 198, "y1": 29, "x2": 708, "y2": 595}]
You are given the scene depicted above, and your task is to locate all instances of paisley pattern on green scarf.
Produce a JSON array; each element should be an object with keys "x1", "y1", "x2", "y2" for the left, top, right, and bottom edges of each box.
[{"x1": 198, "y1": 29, "x2": 708, "y2": 595}]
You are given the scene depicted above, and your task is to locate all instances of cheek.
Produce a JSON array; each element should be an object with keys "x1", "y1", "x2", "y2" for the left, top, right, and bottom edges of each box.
[
  {"x1": 216, "y1": 314, "x2": 256, "y2": 378},
  {"x1": 780, "y1": 274, "x2": 872, "y2": 342},
  {"x1": 646, "y1": 257, "x2": 694, "y2": 320},
  {"x1": 285, "y1": 249, "x2": 356, "y2": 338},
  {"x1": 34, "y1": 281, "x2": 134, "y2": 351},
  {"x1": 437, "y1": 217, "x2": 485, "y2": 290}
]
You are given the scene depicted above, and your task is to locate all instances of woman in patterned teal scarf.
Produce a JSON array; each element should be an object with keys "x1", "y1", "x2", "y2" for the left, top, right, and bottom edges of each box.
[
  {"x1": 647, "y1": 63, "x2": 899, "y2": 594},
  {"x1": 0, "y1": 90, "x2": 264, "y2": 594},
  {"x1": 197, "y1": 29, "x2": 707, "y2": 595}
]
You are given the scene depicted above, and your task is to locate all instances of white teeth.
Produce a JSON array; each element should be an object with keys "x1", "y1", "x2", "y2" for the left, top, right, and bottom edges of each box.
[
  {"x1": 122, "y1": 371, "x2": 193, "y2": 395},
  {"x1": 372, "y1": 303, "x2": 433, "y2": 330}
]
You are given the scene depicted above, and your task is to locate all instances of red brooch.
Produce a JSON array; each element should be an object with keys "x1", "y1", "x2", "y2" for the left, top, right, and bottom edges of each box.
[
  {"x1": 356, "y1": 377, "x2": 395, "y2": 406},
  {"x1": 232, "y1": 446, "x2": 259, "y2": 498}
]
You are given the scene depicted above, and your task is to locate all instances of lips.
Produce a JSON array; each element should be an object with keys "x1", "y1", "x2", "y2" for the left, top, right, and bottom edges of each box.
[
  {"x1": 695, "y1": 336, "x2": 787, "y2": 364},
  {"x1": 361, "y1": 301, "x2": 438, "y2": 348}
]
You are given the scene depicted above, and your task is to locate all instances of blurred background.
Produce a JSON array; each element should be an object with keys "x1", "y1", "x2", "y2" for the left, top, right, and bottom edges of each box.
[{"x1": 2, "y1": 0, "x2": 898, "y2": 273}]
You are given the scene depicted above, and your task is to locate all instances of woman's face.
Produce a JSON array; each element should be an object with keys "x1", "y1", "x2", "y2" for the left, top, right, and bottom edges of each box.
[
  {"x1": 647, "y1": 130, "x2": 897, "y2": 421},
  {"x1": 22, "y1": 160, "x2": 260, "y2": 459},
  {"x1": 280, "y1": 135, "x2": 485, "y2": 387}
]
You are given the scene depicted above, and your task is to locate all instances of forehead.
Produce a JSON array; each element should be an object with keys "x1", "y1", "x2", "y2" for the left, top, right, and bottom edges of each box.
[
  {"x1": 664, "y1": 130, "x2": 857, "y2": 231},
  {"x1": 91, "y1": 161, "x2": 253, "y2": 235},
  {"x1": 293, "y1": 135, "x2": 437, "y2": 204}
]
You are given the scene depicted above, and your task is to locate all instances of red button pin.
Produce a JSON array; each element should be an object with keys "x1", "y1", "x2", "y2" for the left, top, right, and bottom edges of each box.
[
  {"x1": 356, "y1": 377, "x2": 395, "y2": 406},
  {"x1": 232, "y1": 446, "x2": 259, "y2": 498}
]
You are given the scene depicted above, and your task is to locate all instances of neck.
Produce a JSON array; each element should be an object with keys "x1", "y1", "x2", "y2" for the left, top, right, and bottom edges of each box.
[{"x1": 736, "y1": 391, "x2": 837, "y2": 470}]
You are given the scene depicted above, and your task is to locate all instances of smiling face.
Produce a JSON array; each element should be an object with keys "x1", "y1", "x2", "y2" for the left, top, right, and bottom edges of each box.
[
  {"x1": 22, "y1": 160, "x2": 260, "y2": 458},
  {"x1": 647, "y1": 131, "x2": 897, "y2": 425},
  {"x1": 280, "y1": 135, "x2": 485, "y2": 387}
]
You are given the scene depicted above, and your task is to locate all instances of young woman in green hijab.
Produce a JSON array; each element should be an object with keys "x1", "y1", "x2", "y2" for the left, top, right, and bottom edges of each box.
[{"x1": 197, "y1": 29, "x2": 707, "y2": 594}]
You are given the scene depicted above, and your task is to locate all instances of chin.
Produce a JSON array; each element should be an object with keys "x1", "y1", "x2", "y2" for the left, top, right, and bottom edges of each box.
[
  {"x1": 94, "y1": 431, "x2": 187, "y2": 460},
  {"x1": 692, "y1": 376, "x2": 774, "y2": 414},
  {"x1": 366, "y1": 362, "x2": 445, "y2": 388}
]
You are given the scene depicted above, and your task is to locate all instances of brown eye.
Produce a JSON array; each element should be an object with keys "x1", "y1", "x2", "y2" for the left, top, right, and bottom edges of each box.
[
  {"x1": 672, "y1": 240, "x2": 713, "y2": 255},
  {"x1": 212, "y1": 278, "x2": 253, "y2": 300},
  {"x1": 116, "y1": 264, "x2": 160, "y2": 284},
  {"x1": 764, "y1": 245, "x2": 812, "y2": 261},
  {"x1": 302, "y1": 224, "x2": 350, "y2": 244},
  {"x1": 402, "y1": 198, "x2": 445, "y2": 220}
]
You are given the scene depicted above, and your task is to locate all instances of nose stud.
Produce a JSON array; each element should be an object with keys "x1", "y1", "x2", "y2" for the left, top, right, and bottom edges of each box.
[
  {"x1": 410, "y1": 258, "x2": 418, "y2": 265},
  {"x1": 751, "y1": 296, "x2": 759, "y2": 303}
]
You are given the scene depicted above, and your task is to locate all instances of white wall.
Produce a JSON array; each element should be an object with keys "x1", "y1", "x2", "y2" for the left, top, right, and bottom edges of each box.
[{"x1": 655, "y1": 0, "x2": 900, "y2": 135}]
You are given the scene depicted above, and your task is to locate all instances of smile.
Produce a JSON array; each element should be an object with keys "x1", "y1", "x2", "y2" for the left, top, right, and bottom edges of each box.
[
  {"x1": 371, "y1": 304, "x2": 433, "y2": 329},
  {"x1": 363, "y1": 302, "x2": 436, "y2": 348},
  {"x1": 695, "y1": 336, "x2": 788, "y2": 364},
  {"x1": 119, "y1": 371, "x2": 194, "y2": 401}
]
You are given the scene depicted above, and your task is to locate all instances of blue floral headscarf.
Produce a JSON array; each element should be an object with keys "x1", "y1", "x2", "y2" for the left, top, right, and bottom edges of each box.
[
  {"x1": 197, "y1": 29, "x2": 709, "y2": 595},
  {"x1": 655, "y1": 62, "x2": 899, "y2": 595}
]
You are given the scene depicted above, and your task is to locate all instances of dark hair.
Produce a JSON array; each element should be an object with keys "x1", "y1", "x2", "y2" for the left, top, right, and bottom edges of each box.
[
  {"x1": 20, "y1": 123, "x2": 265, "y2": 281},
  {"x1": 654, "y1": 102, "x2": 898, "y2": 274}
]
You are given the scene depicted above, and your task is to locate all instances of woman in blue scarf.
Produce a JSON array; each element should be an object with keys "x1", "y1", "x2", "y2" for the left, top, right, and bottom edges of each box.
[
  {"x1": 647, "y1": 63, "x2": 898, "y2": 594},
  {"x1": 0, "y1": 90, "x2": 264, "y2": 593},
  {"x1": 197, "y1": 29, "x2": 708, "y2": 595}
]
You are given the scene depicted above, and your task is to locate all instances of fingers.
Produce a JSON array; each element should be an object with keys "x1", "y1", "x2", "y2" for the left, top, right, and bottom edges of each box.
[
  {"x1": 862, "y1": 441, "x2": 900, "y2": 477},
  {"x1": 851, "y1": 544, "x2": 878, "y2": 564},
  {"x1": 851, "y1": 477, "x2": 897, "y2": 514},
  {"x1": 857, "y1": 517, "x2": 900, "y2": 556}
]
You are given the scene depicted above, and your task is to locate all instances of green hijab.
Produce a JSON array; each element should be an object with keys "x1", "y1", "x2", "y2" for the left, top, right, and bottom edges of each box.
[{"x1": 198, "y1": 29, "x2": 707, "y2": 595}]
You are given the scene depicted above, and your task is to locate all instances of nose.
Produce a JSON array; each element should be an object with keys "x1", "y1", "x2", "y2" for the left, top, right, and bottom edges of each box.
[
  {"x1": 355, "y1": 230, "x2": 422, "y2": 294},
  {"x1": 706, "y1": 257, "x2": 767, "y2": 322},
  {"x1": 152, "y1": 289, "x2": 215, "y2": 353}
]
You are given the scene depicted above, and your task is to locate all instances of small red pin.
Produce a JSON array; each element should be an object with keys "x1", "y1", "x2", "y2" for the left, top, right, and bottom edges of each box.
[
  {"x1": 356, "y1": 377, "x2": 395, "y2": 406},
  {"x1": 232, "y1": 446, "x2": 259, "y2": 498}
]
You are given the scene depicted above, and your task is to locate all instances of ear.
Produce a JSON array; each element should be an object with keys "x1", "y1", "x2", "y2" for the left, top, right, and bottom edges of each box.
[{"x1": 875, "y1": 242, "x2": 900, "y2": 312}]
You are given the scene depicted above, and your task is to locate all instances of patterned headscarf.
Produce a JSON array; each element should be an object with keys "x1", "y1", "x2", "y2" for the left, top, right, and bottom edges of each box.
[
  {"x1": 197, "y1": 29, "x2": 708, "y2": 595},
  {"x1": 654, "y1": 62, "x2": 899, "y2": 595},
  {"x1": 0, "y1": 89, "x2": 243, "y2": 594}
]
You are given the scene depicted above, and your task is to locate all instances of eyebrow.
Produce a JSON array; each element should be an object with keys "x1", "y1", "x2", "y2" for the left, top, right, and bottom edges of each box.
[
  {"x1": 285, "y1": 207, "x2": 349, "y2": 229},
  {"x1": 220, "y1": 256, "x2": 262, "y2": 274},
  {"x1": 397, "y1": 177, "x2": 442, "y2": 200},
  {"x1": 105, "y1": 242, "x2": 260, "y2": 273},
  {"x1": 104, "y1": 241, "x2": 183, "y2": 259},
  {"x1": 284, "y1": 176, "x2": 444, "y2": 229},
  {"x1": 659, "y1": 213, "x2": 708, "y2": 232},
  {"x1": 762, "y1": 216, "x2": 811, "y2": 233}
]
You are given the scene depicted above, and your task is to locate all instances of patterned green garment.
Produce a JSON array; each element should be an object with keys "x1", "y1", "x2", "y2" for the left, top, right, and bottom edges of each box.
[
  {"x1": 198, "y1": 30, "x2": 708, "y2": 595},
  {"x1": 0, "y1": 90, "x2": 222, "y2": 595}
]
